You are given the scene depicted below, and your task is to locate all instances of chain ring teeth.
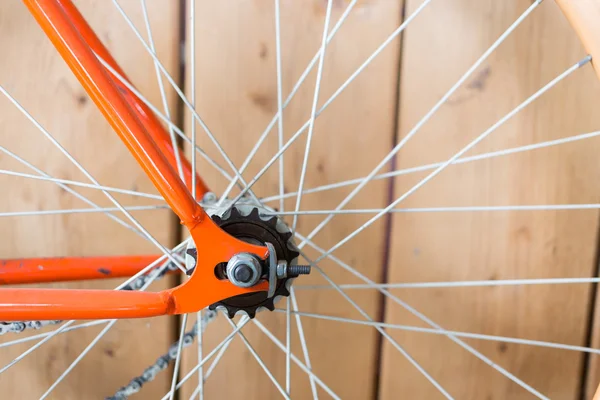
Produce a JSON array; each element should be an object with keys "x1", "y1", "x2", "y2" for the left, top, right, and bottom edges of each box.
[{"x1": 208, "y1": 204, "x2": 299, "y2": 319}]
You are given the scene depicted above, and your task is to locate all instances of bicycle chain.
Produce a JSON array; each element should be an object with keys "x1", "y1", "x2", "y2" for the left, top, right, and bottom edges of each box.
[
  {"x1": 107, "y1": 309, "x2": 217, "y2": 400},
  {"x1": 0, "y1": 260, "x2": 180, "y2": 336},
  {"x1": 1, "y1": 205, "x2": 294, "y2": 397},
  {"x1": 0, "y1": 319, "x2": 63, "y2": 335},
  {"x1": 0, "y1": 256, "x2": 212, "y2": 400}
]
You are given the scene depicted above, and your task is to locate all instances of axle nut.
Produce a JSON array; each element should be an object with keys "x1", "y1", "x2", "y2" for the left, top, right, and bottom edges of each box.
[{"x1": 226, "y1": 253, "x2": 261, "y2": 288}]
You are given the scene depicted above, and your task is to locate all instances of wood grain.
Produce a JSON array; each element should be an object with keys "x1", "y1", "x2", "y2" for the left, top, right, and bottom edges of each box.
[
  {"x1": 380, "y1": 0, "x2": 600, "y2": 399},
  {"x1": 180, "y1": 0, "x2": 402, "y2": 398},
  {"x1": 0, "y1": 1, "x2": 179, "y2": 398},
  {"x1": 2, "y1": 1, "x2": 600, "y2": 398}
]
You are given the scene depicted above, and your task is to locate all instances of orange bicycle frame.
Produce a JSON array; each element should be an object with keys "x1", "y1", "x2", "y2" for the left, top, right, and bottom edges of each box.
[
  {"x1": 0, "y1": 255, "x2": 168, "y2": 285},
  {"x1": 0, "y1": 0, "x2": 269, "y2": 320}
]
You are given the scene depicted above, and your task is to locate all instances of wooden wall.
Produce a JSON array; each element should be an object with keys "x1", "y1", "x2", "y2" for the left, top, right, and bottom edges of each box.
[
  {"x1": 0, "y1": 1, "x2": 179, "y2": 398},
  {"x1": 1, "y1": 0, "x2": 600, "y2": 399},
  {"x1": 381, "y1": 0, "x2": 600, "y2": 399},
  {"x1": 180, "y1": 1, "x2": 401, "y2": 398}
]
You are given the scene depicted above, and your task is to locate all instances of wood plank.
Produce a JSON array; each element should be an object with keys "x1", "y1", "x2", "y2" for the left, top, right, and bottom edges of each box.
[
  {"x1": 381, "y1": 0, "x2": 600, "y2": 399},
  {"x1": 181, "y1": 0, "x2": 402, "y2": 398},
  {"x1": 0, "y1": 1, "x2": 180, "y2": 398}
]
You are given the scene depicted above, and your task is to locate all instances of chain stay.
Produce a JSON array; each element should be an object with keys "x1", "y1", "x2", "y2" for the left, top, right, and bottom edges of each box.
[{"x1": 0, "y1": 260, "x2": 180, "y2": 336}]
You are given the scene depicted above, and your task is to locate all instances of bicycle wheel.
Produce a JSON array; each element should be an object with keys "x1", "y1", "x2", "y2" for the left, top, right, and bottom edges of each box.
[{"x1": 1, "y1": 0, "x2": 600, "y2": 399}]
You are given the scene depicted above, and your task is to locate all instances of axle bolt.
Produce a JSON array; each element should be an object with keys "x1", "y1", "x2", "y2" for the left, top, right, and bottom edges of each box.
[
  {"x1": 233, "y1": 264, "x2": 253, "y2": 283},
  {"x1": 288, "y1": 265, "x2": 311, "y2": 277},
  {"x1": 276, "y1": 261, "x2": 311, "y2": 278},
  {"x1": 226, "y1": 253, "x2": 261, "y2": 288}
]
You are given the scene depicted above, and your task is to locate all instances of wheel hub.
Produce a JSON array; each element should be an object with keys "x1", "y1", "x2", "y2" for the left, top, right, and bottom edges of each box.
[{"x1": 201, "y1": 195, "x2": 301, "y2": 318}]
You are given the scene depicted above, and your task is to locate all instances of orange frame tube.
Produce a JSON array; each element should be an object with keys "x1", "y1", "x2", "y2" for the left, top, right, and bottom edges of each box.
[
  {"x1": 0, "y1": 255, "x2": 165, "y2": 285},
  {"x1": 59, "y1": 0, "x2": 209, "y2": 198},
  {"x1": 0, "y1": 0, "x2": 270, "y2": 321}
]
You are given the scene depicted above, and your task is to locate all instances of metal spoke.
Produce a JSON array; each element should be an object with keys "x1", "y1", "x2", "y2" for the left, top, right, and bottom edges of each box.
[
  {"x1": 291, "y1": 0, "x2": 333, "y2": 234},
  {"x1": 283, "y1": 0, "x2": 358, "y2": 111},
  {"x1": 252, "y1": 319, "x2": 339, "y2": 400},
  {"x1": 38, "y1": 257, "x2": 170, "y2": 399},
  {"x1": 275, "y1": 0, "x2": 285, "y2": 220},
  {"x1": 295, "y1": 0, "x2": 543, "y2": 251},
  {"x1": 0, "y1": 320, "x2": 109, "y2": 349},
  {"x1": 318, "y1": 0, "x2": 430, "y2": 116},
  {"x1": 188, "y1": 319, "x2": 241, "y2": 400},
  {"x1": 140, "y1": 0, "x2": 185, "y2": 182},
  {"x1": 39, "y1": 321, "x2": 117, "y2": 399},
  {"x1": 96, "y1": 55, "x2": 235, "y2": 184},
  {"x1": 3, "y1": 0, "x2": 590, "y2": 398},
  {"x1": 274, "y1": 310, "x2": 600, "y2": 355},
  {"x1": 297, "y1": 233, "x2": 549, "y2": 399},
  {"x1": 112, "y1": 241, "x2": 187, "y2": 291},
  {"x1": 161, "y1": 316, "x2": 250, "y2": 399},
  {"x1": 266, "y1": 204, "x2": 600, "y2": 215},
  {"x1": 0, "y1": 241, "x2": 186, "y2": 374},
  {"x1": 227, "y1": 118, "x2": 308, "y2": 207},
  {"x1": 291, "y1": 289, "x2": 318, "y2": 399},
  {"x1": 0, "y1": 205, "x2": 168, "y2": 218},
  {"x1": 141, "y1": 0, "x2": 184, "y2": 181},
  {"x1": 169, "y1": 314, "x2": 190, "y2": 400},
  {"x1": 188, "y1": 381, "x2": 204, "y2": 400},
  {"x1": 0, "y1": 166, "x2": 162, "y2": 200},
  {"x1": 196, "y1": 311, "x2": 204, "y2": 400},
  {"x1": 273, "y1": 0, "x2": 291, "y2": 392},
  {"x1": 224, "y1": 316, "x2": 290, "y2": 399},
  {"x1": 190, "y1": 0, "x2": 198, "y2": 201},
  {"x1": 307, "y1": 57, "x2": 590, "y2": 263},
  {"x1": 0, "y1": 85, "x2": 187, "y2": 273},
  {"x1": 0, "y1": 322, "x2": 77, "y2": 374},
  {"x1": 217, "y1": 0, "x2": 360, "y2": 203},
  {"x1": 112, "y1": 0, "x2": 261, "y2": 205},
  {"x1": 203, "y1": 331, "x2": 234, "y2": 380},
  {"x1": 189, "y1": 4, "x2": 201, "y2": 392},
  {"x1": 109, "y1": 309, "x2": 215, "y2": 399},
  {"x1": 285, "y1": 297, "x2": 291, "y2": 395},
  {"x1": 203, "y1": 340, "x2": 230, "y2": 380},
  {"x1": 296, "y1": 277, "x2": 600, "y2": 290},
  {"x1": 224, "y1": 0, "x2": 431, "y2": 206},
  {"x1": 0, "y1": 146, "x2": 145, "y2": 235},
  {"x1": 298, "y1": 250, "x2": 453, "y2": 399},
  {"x1": 262, "y1": 130, "x2": 600, "y2": 203}
]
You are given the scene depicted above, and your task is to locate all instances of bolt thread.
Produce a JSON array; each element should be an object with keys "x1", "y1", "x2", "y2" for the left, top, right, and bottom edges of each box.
[{"x1": 287, "y1": 265, "x2": 311, "y2": 277}]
